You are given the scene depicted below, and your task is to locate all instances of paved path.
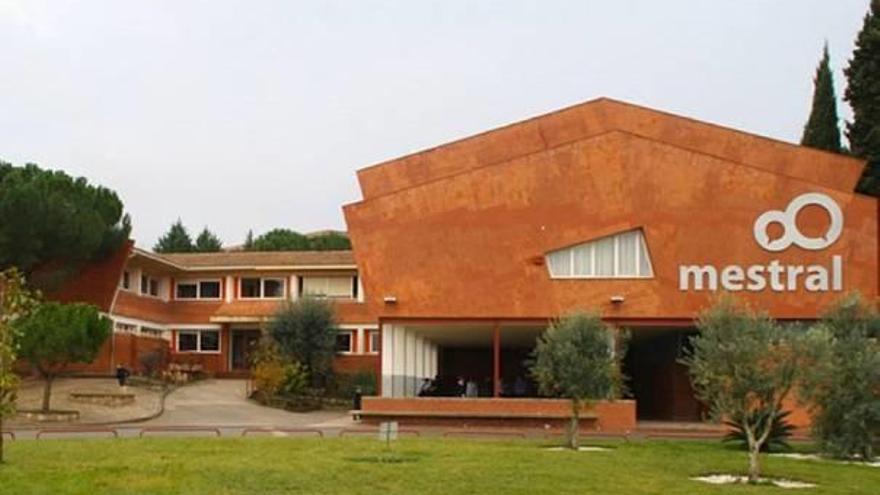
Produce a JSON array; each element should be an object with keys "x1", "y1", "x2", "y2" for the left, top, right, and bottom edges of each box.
[{"x1": 143, "y1": 379, "x2": 353, "y2": 429}]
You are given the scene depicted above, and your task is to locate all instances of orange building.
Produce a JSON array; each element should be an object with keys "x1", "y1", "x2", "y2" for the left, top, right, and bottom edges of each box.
[
  {"x1": 343, "y1": 98, "x2": 877, "y2": 424},
  {"x1": 55, "y1": 247, "x2": 380, "y2": 378},
  {"x1": 52, "y1": 98, "x2": 876, "y2": 429}
]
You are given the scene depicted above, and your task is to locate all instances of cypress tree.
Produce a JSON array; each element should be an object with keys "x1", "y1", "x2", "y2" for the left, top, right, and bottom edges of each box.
[
  {"x1": 801, "y1": 43, "x2": 842, "y2": 153},
  {"x1": 845, "y1": 0, "x2": 880, "y2": 195}
]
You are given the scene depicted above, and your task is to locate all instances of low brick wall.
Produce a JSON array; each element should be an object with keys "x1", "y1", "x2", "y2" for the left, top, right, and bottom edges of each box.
[{"x1": 359, "y1": 397, "x2": 636, "y2": 432}]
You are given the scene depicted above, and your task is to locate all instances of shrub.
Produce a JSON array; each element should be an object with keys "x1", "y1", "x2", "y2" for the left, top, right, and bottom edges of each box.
[
  {"x1": 139, "y1": 346, "x2": 170, "y2": 378},
  {"x1": 330, "y1": 371, "x2": 377, "y2": 399},
  {"x1": 723, "y1": 410, "x2": 795, "y2": 453},
  {"x1": 800, "y1": 295, "x2": 880, "y2": 460},
  {"x1": 268, "y1": 297, "x2": 337, "y2": 388}
]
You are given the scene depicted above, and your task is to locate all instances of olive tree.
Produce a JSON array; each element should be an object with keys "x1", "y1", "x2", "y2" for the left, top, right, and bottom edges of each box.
[
  {"x1": 268, "y1": 297, "x2": 338, "y2": 388},
  {"x1": 0, "y1": 269, "x2": 37, "y2": 463},
  {"x1": 16, "y1": 302, "x2": 111, "y2": 412},
  {"x1": 800, "y1": 296, "x2": 880, "y2": 461},
  {"x1": 681, "y1": 298, "x2": 807, "y2": 483},
  {"x1": 530, "y1": 312, "x2": 625, "y2": 449}
]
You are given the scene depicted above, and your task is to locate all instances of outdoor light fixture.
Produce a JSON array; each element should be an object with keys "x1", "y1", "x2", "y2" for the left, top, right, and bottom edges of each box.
[
  {"x1": 610, "y1": 295, "x2": 625, "y2": 304},
  {"x1": 383, "y1": 295, "x2": 398, "y2": 304}
]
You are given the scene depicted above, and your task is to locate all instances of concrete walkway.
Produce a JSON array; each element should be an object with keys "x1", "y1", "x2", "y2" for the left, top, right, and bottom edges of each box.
[{"x1": 142, "y1": 379, "x2": 353, "y2": 429}]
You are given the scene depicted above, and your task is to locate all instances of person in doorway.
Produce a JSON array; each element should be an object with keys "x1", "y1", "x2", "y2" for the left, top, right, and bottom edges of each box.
[
  {"x1": 465, "y1": 377, "x2": 479, "y2": 398},
  {"x1": 456, "y1": 376, "x2": 466, "y2": 397},
  {"x1": 418, "y1": 378, "x2": 432, "y2": 397},
  {"x1": 115, "y1": 364, "x2": 131, "y2": 388}
]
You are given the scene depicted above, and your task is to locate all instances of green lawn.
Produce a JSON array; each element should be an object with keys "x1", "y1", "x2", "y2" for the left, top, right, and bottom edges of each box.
[{"x1": 0, "y1": 437, "x2": 877, "y2": 494}]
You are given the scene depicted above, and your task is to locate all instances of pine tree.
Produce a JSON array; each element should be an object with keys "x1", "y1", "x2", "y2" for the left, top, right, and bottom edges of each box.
[
  {"x1": 194, "y1": 227, "x2": 222, "y2": 252},
  {"x1": 845, "y1": 0, "x2": 880, "y2": 195},
  {"x1": 154, "y1": 220, "x2": 194, "y2": 253},
  {"x1": 801, "y1": 43, "x2": 842, "y2": 153}
]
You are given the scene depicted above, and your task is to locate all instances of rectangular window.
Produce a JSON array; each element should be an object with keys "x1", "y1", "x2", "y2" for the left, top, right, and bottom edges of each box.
[
  {"x1": 178, "y1": 332, "x2": 199, "y2": 351},
  {"x1": 240, "y1": 278, "x2": 261, "y2": 298},
  {"x1": 239, "y1": 278, "x2": 285, "y2": 299},
  {"x1": 121, "y1": 271, "x2": 131, "y2": 290},
  {"x1": 263, "y1": 278, "x2": 284, "y2": 298},
  {"x1": 303, "y1": 277, "x2": 355, "y2": 298},
  {"x1": 594, "y1": 237, "x2": 615, "y2": 276},
  {"x1": 115, "y1": 322, "x2": 137, "y2": 333},
  {"x1": 617, "y1": 230, "x2": 638, "y2": 276},
  {"x1": 335, "y1": 331, "x2": 353, "y2": 353},
  {"x1": 367, "y1": 330, "x2": 379, "y2": 354},
  {"x1": 141, "y1": 327, "x2": 164, "y2": 338},
  {"x1": 176, "y1": 329, "x2": 220, "y2": 353},
  {"x1": 176, "y1": 283, "x2": 198, "y2": 299},
  {"x1": 149, "y1": 278, "x2": 160, "y2": 297},
  {"x1": 199, "y1": 281, "x2": 221, "y2": 299},
  {"x1": 176, "y1": 280, "x2": 221, "y2": 300},
  {"x1": 141, "y1": 274, "x2": 149, "y2": 294}
]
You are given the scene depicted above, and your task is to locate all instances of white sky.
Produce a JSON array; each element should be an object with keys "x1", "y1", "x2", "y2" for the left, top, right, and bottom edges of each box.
[{"x1": 0, "y1": 0, "x2": 871, "y2": 248}]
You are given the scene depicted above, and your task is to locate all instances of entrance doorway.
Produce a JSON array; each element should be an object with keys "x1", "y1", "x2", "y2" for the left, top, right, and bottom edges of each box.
[
  {"x1": 231, "y1": 330, "x2": 261, "y2": 371},
  {"x1": 623, "y1": 328, "x2": 705, "y2": 421}
]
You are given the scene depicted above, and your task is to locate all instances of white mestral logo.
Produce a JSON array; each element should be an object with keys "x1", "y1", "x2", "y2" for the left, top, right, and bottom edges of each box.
[
  {"x1": 753, "y1": 192, "x2": 843, "y2": 252},
  {"x1": 679, "y1": 192, "x2": 843, "y2": 293}
]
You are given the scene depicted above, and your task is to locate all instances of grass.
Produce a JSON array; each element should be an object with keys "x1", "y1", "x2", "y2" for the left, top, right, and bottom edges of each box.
[{"x1": 0, "y1": 437, "x2": 878, "y2": 494}]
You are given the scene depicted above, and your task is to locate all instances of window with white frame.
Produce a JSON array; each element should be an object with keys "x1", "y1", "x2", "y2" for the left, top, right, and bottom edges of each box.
[
  {"x1": 141, "y1": 326, "x2": 164, "y2": 338},
  {"x1": 335, "y1": 330, "x2": 354, "y2": 353},
  {"x1": 239, "y1": 277, "x2": 285, "y2": 299},
  {"x1": 546, "y1": 229, "x2": 653, "y2": 279},
  {"x1": 302, "y1": 276, "x2": 355, "y2": 299},
  {"x1": 366, "y1": 330, "x2": 379, "y2": 354},
  {"x1": 176, "y1": 329, "x2": 220, "y2": 353},
  {"x1": 121, "y1": 271, "x2": 131, "y2": 290},
  {"x1": 175, "y1": 280, "x2": 222, "y2": 300},
  {"x1": 115, "y1": 322, "x2": 137, "y2": 333},
  {"x1": 140, "y1": 274, "x2": 160, "y2": 297}
]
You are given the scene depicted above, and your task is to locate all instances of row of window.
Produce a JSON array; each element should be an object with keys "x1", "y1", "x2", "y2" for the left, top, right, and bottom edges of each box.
[
  {"x1": 122, "y1": 273, "x2": 358, "y2": 301},
  {"x1": 172, "y1": 328, "x2": 378, "y2": 354},
  {"x1": 113, "y1": 321, "x2": 165, "y2": 338}
]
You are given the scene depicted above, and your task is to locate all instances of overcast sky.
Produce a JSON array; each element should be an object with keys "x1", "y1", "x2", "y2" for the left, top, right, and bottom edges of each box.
[{"x1": 0, "y1": 1, "x2": 871, "y2": 248}]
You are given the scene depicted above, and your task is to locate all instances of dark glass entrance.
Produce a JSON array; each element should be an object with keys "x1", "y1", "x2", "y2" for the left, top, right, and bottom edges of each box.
[
  {"x1": 231, "y1": 330, "x2": 261, "y2": 370},
  {"x1": 623, "y1": 328, "x2": 705, "y2": 421}
]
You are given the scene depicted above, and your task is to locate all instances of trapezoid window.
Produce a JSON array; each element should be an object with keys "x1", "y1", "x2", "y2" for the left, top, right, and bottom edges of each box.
[{"x1": 546, "y1": 228, "x2": 653, "y2": 279}]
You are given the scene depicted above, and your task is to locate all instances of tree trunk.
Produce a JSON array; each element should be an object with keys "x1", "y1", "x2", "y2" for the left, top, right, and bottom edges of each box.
[
  {"x1": 748, "y1": 443, "x2": 761, "y2": 483},
  {"x1": 568, "y1": 398, "x2": 580, "y2": 450},
  {"x1": 744, "y1": 423, "x2": 763, "y2": 483},
  {"x1": 41, "y1": 376, "x2": 53, "y2": 413}
]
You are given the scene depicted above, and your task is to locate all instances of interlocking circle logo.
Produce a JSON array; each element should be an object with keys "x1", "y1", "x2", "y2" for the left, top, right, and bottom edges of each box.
[{"x1": 753, "y1": 193, "x2": 843, "y2": 252}]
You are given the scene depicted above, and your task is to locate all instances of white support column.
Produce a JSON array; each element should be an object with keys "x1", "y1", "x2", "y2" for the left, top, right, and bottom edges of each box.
[
  {"x1": 290, "y1": 275, "x2": 299, "y2": 301},
  {"x1": 381, "y1": 323, "x2": 394, "y2": 397},
  {"x1": 225, "y1": 275, "x2": 235, "y2": 303},
  {"x1": 356, "y1": 276, "x2": 364, "y2": 303},
  {"x1": 404, "y1": 331, "x2": 417, "y2": 397},
  {"x1": 392, "y1": 326, "x2": 406, "y2": 397}
]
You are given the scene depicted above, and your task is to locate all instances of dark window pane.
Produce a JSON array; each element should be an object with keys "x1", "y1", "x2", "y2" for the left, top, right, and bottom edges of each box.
[
  {"x1": 200, "y1": 331, "x2": 220, "y2": 351},
  {"x1": 335, "y1": 333, "x2": 352, "y2": 353},
  {"x1": 177, "y1": 283, "x2": 198, "y2": 299},
  {"x1": 369, "y1": 332, "x2": 379, "y2": 353},
  {"x1": 263, "y1": 279, "x2": 284, "y2": 298},
  {"x1": 122, "y1": 271, "x2": 130, "y2": 289},
  {"x1": 149, "y1": 279, "x2": 159, "y2": 296},
  {"x1": 141, "y1": 275, "x2": 148, "y2": 294},
  {"x1": 178, "y1": 332, "x2": 198, "y2": 351},
  {"x1": 240, "y1": 278, "x2": 261, "y2": 298},
  {"x1": 200, "y1": 281, "x2": 220, "y2": 299}
]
